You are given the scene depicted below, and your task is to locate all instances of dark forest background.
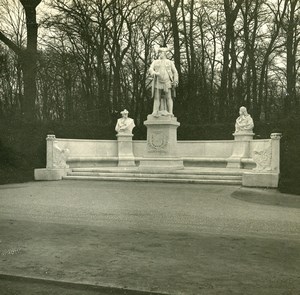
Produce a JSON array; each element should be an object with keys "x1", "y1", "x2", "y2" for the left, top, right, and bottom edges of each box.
[{"x1": 0, "y1": 0, "x2": 299, "y2": 194}]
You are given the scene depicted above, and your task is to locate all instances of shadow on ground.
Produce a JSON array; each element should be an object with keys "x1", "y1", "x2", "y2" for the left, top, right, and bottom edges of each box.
[
  {"x1": 0, "y1": 274, "x2": 164, "y2": 295},
  {"x1": 231, "y1": 188, "x2": 300, "y2": 208}
]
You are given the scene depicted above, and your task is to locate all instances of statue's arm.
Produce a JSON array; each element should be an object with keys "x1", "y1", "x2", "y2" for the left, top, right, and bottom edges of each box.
[
  {"x1": 115, "y1": 120, "x2": 120, "y2": 132},
  {"x1": 171, "y1": 61, "x2": 179, "y2": 84},
  {"x1": 127, "y1": 119, "x2": 135, "y2": 132},
  {"x1": 248, "y1": 117, "x2": 254, "y2": 129},
  {"x1": 149, "y1": 60, "x2": 158, "y2": 76},
  {"x1": 235, "y1": 116, "x2": 254, "y2": 131}
]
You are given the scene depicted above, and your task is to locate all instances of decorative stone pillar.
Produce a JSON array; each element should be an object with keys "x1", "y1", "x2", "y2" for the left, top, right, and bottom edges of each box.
[
  {"x1": 242, "y1": 133, "x2": 282, "y2": 188},
  {"x1": 226, "y1": 132, "x2": 254, "y2": 168},
  {"x1": 46, "y1": 134, "x2": 56, "y2": 169},
  {"x1": 34, "y1": 134, "x2": 70, "y2": 181},
  {"x1": 139, "y1": 115, "x2": 183, "y2": 169},
  {"x1": 116, "y1": 134, "x2": 136, "y2": 167},
  {"x1": 270, "y1": 133, "x2": 282, "y2": 172}
]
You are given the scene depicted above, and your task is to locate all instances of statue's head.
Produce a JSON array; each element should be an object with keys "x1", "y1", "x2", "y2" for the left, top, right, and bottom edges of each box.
[
  {"x1": 239, "y1": 106, "x2": 247, "y2": 116},
  {"x1": 158, "y1": 47, "x2": 169, "y2": 59},
  {"x1": 120, "y1": 109, "x2": 129, "y2": 118}
]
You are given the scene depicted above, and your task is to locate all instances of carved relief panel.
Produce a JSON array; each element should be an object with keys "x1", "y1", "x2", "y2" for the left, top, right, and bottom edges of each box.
[
  {"x1": 147, "y1": 131, "x2": 169, "y2": 153},
  {"x1": 252, "y1": 141, "x2": 272, "y2": 171}
]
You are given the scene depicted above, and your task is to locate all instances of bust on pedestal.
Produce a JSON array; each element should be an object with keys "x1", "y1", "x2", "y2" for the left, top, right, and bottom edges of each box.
[
  {"x1": 227, "y1": 106, "x2": 254, "y2": 168},
  {"x1": 115, "y1": 109, "x2": 136, "y2": 167}
]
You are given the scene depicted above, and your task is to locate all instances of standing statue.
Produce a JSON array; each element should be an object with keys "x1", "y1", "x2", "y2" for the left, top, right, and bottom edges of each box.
[
  {"x1": 115, "y1": 109, "x2": 135, "y2": 135},
  {"x1": 149, "y1": 47, "x2": 179, "y2": 117},
  {"x1": 235, "y1": 106, "x2": 254, "y2": 133}
]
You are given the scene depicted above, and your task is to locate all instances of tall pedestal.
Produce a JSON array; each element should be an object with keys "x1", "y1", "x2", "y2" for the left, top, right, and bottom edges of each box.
[
  {"x1": 226, "y1": 132, "x2": 254, "y2": 168},
  {"x1": 139, "y1": 115, "x2": 183, "y2": 169},
  {"x1": 116, "y1": 134, "x2": 136, "y2": 167}
]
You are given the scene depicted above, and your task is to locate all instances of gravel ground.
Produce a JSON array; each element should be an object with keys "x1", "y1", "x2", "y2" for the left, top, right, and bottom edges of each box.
[{"x1": 0, "y1": 180, "x2": 299, "y2": 294}]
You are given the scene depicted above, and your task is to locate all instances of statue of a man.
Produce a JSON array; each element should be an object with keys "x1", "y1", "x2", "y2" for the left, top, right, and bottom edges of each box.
[
  {"x1": 115, "y1": 109, "x2": 135, "y2": 135},
  {"x1": 149, "y1": 47, "x2": 179, "y2": 117},
  {"x1": 235, "y1": 106, "x2": 254, "y2": 133}
]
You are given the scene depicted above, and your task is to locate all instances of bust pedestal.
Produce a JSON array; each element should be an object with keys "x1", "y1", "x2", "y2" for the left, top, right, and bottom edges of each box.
[
  {"x1": 226, "y1": 132, "x2": 254, "y2": 168},
  {"x1": 139, "y1": 115, "x2": 183, "y2": 169},
  {"x1": 116, "y1": 133, "x2": 136, "y2": 167}
]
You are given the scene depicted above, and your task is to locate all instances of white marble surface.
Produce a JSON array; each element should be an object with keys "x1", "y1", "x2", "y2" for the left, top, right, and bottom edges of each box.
[{"x1": 35, "y1": 133, "x2": 281, "y2": 187}]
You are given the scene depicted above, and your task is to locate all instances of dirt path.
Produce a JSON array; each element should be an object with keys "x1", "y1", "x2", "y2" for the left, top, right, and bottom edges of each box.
[{"x1": 0, "y1": 181, "x2": 299, "y2": 294}]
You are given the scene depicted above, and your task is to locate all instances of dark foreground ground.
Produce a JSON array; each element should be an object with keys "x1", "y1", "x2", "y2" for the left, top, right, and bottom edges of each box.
[{"x1": 0, "y1": 180, "x2": 299, "y2": 295}]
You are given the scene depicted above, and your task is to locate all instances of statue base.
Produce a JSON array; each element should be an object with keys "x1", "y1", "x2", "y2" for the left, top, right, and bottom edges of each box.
[
  {"x1": 226, "y1": 132, "x2": 254, "y2": 168},
  {"x1": 116, "y1": 133, "x2": 136, "y2": 167},
  {"x1": 242, "y1": 172, "x2": 279, "y2": 188},
  {"x1": 232, "y1": 132, "x2": 254, "y2": 141},
  {"x1": 34, "y1": 168, "x2": 71, "y2": 180},
  {"x1": 139, "y1": 114, "x2": 183, "y2": 169}
]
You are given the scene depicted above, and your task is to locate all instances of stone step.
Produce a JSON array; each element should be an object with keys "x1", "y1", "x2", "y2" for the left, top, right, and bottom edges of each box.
[
  {"x1": 65, "y1": 166, "x2": 245, "y2": 185},
  {"x1": 67, "y1": 171, "x2": 242, "y2": 180},
  {"x1": 71, "y1": 167, "x2": 244, "y2": 176},
  {"x1": 63, "y1": 175, "x2": 242, "y2": 185}
]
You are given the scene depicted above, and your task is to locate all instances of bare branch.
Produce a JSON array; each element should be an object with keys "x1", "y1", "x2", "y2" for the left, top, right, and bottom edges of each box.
[{"x1": 0, "y1": 30, "x2": 23, "y2": 55}]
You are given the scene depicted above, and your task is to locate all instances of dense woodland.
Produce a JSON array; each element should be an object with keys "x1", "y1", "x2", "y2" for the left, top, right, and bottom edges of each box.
[
  {"x1": 0, "y1": 0, "x2": 299, "y2": 193},
  {"x1": 0, "y1": 0, "x2": 299, "y2": 125}
]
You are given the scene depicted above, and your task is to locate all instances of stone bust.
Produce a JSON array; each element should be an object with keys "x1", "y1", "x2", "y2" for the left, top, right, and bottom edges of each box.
[
  {"x1": 115, "y1": 109, "x2": 135, "y2": 135},
  {"x1": 235, "y1": 106, "x2": 254, "y2": 133}
]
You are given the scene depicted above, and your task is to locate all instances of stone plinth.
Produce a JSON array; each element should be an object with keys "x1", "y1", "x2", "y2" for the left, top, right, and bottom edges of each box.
[
  {"x1": 232, "y1": 132, "x2": 255, "y2": 142},
  {"x1": 226, "y1": 132, "x2": 254, "y2": 168},
  {"x1": 139, "y1": 115, "x2": 183, "y2": 169},
  {"x1": 35, "y1": 168, "x2": 70, "y2": 180},
  {"x1": 242, "y1": 172, "x2": 279, "y2": 188},
  {"x1": 34, "y1": 134, "x2": 70, "y2": 180},
  {"x1": 242, "y1": 133, "x2": 282, "y2": 188},
  {"x1": 116, "y1": 133, "x2": 135, "y2": 167}
]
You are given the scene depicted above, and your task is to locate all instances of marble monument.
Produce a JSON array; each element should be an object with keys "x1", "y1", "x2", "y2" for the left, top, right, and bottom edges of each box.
[
  {"x1": 115, "y1": 109, "x2": 136, "y2": 167},
  {"x1": 227, "y1": 106, "x2": 255, "y2": 168},
  {"x1": 139, "y1": 47, "x2": 183, "y2": 169},
  {"x1": 149, "y1": 47, "x2": 178, "y2": 117}
]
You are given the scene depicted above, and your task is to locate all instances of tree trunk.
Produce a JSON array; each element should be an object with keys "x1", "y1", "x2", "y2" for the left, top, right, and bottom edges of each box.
[
  {"x1": 285, "y1": 0, "x2": 297, "y2": 114},
  {"x1": 162, "y1": 0, "x2": 181, "y2": 90},
  {"x1": 20, "y1": 0, "x2": 41, "y2": 121},
  {"x1": 219, "y1": 0, "x2": 243, "y2": 121}
]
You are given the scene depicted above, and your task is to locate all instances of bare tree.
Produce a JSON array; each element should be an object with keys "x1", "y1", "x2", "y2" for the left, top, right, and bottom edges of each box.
[
  {"x1": 218, "y1": 0, "x2": 243, "y2": 121},
  {"x1": 0, "y1": 0, "x2": 294, "y2": 125},
  {"x1": 162, "y1": 0, "x2": 182, "y2": 82},
  {"x1": 282, "y1": 0, "x2": 300, "y2": 114},
  {"x1": 0, "y1": 0, "x2": 41, "y2": 121}
]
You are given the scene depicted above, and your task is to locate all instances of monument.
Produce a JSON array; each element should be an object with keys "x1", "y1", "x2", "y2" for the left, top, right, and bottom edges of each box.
[
  {"x1": 227, "y1": 106, "x2": 255, "y2": 168},
  {"x1": 33, "y1": 48, "x2": 282, "y2": 188},
  {"x1": 139, "y1": 47, "x2": 183, "y2": 169},
  {"x1": 148, "y1": 46, "x2": 178, "y2": 117},
  {"x1": 115, "y1": 109, "x2": 136, "y2": 167},
  {"x1": 234, "y1": 106, "x2": 254, "y2": 137}
]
